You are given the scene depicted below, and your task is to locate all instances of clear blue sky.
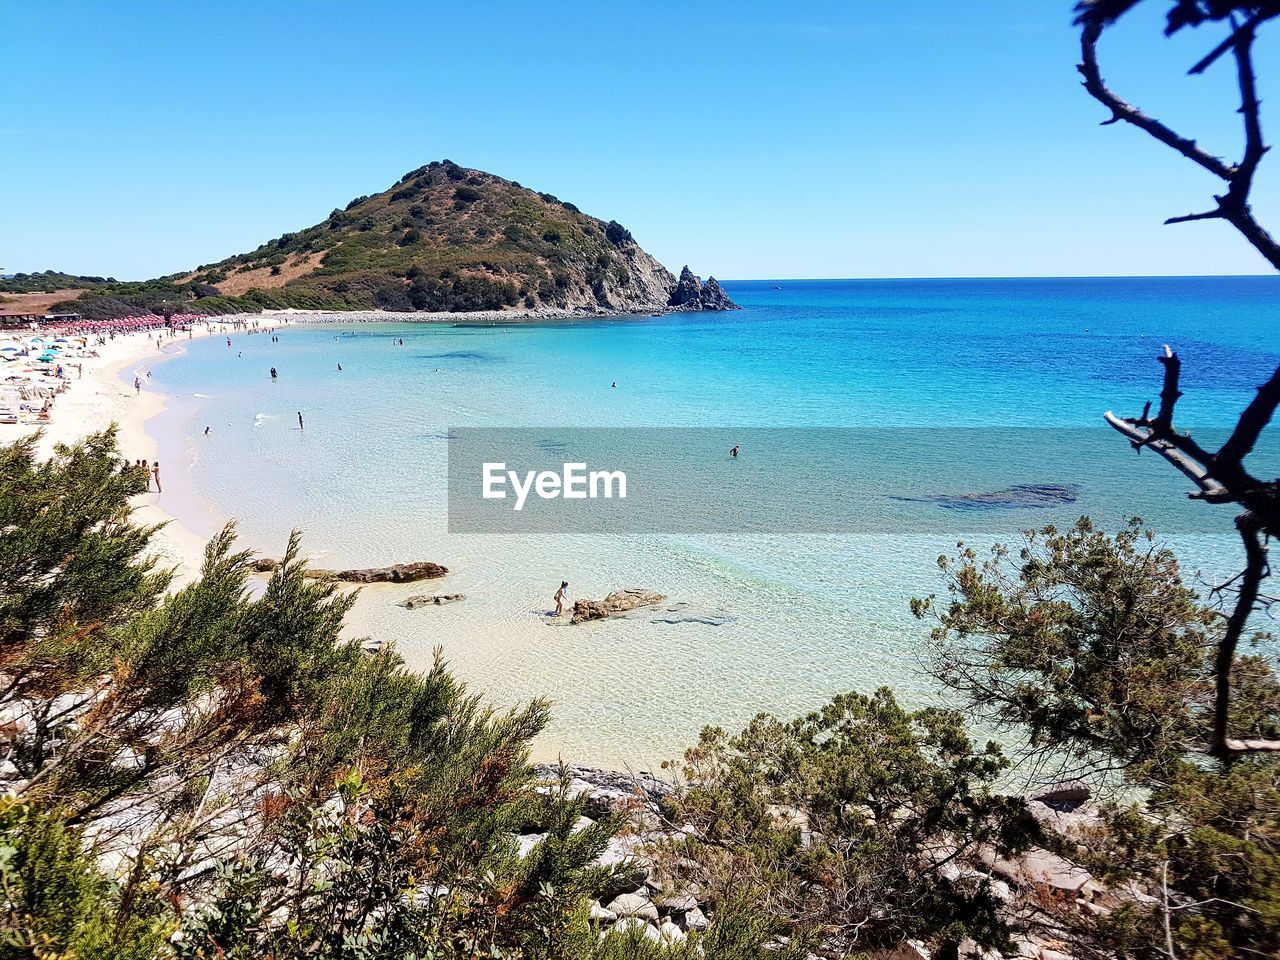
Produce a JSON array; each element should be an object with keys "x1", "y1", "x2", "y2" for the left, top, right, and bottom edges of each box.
[{"x1": 3, "y1": 0, "x2": 1276, "y2": 280}]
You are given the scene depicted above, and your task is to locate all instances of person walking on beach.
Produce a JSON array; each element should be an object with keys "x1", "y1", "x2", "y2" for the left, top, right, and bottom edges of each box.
[
  {"x1": 553, "y1": 580, "x2": 569, "y2": 618},
  {"x1": 297, "y1": 411, "x2": 304, "y2": 431},
  {"x1": 141, "y1": 460, "x2": 151, "y2": 490},
  {"x1": 134, "y1": 376, "x2": 141, "y2": 395},
  {"x1": 152, "y1": 462, "x2": 162, "y2": 494}
]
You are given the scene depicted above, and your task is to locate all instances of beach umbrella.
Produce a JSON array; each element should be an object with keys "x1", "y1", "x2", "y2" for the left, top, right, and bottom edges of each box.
[
  {"x1": 0, "y1": 346, "x2": 18, "y2": 352},
  {"x1": 53, "y1": 338, "x2": 69, "y2": 343}
]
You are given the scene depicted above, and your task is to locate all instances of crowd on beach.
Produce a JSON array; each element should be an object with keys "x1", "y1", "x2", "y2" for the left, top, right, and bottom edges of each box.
[{"x1": 0, "y1": 312, "x2": 271, "y2": 427}]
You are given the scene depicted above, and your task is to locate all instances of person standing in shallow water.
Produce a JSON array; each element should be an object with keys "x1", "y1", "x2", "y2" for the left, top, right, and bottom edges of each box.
[
  {"x1": 553, "y1": 580, "x2": 569, "y2": 618},
  {"x1": 297, "y1": 412, "x2": 304, "y2": 431},
  {"x1": 152, "y1": 462, "x2": 162, "y2": 494}
]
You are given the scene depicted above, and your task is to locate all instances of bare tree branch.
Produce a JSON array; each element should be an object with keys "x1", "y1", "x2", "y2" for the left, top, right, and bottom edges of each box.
[
  {"x1": 1078, "y1": 20, "x2": 1235, "y2": 180},
  {"x1": 1105, "y1": 344, "x2": 1280, "y2": 758},
  {"x1": 1213, "y1": 514, "x2": 1279, "y2": 757},
  {"x1": 1078, "y1": 16, "x2": 1280, "y2": 270},
  {"x1": 1165, "y1": 209, "x2": 1225, "y2": 225}
]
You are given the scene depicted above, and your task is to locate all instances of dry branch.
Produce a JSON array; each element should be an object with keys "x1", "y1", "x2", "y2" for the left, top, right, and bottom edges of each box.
[
  {"x1": 1104, "y1": 344, "x2": 1280, "y2": 759},
  {"x1": 1078, "y1": 16, "x2": 1280, "y2": 270}
]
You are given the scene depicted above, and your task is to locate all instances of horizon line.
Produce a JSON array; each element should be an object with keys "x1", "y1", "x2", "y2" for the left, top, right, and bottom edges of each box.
[{"x1": 718, "y1": 273, "x2": 1278, "y2": 283}]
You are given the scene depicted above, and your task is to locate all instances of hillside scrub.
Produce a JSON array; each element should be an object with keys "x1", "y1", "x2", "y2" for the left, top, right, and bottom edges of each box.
[{"x1": 50, "y1": 163, "x2": 689, "y2": 319}]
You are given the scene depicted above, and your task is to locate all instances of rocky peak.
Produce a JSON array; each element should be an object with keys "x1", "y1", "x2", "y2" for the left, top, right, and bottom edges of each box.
[{"x1": 667, "y1": 266, "x2": 739, "y2": 312}]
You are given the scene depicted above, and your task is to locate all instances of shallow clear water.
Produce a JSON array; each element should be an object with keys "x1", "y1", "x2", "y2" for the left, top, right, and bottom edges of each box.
[{"x1": 152, "y1": 277, "x2": 1280, "y2": 767}]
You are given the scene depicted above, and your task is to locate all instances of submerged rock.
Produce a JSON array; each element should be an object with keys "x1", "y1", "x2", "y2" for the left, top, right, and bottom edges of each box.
[
  {"x1": 399, "y1": 593, "x2": 465, "y2": 608},
  {"x1": 1028, "y1": 779, "x2": 1091, "y2": 811},
  {"x1": 892, "y1": 483, "x2": 1079, "y2": 511},
  {"x1": 570, "y1": 589, "x2": 666, "y2": 624},
  {"x1": 649, "y1": 602, "x2": 736, "y2": 626}
]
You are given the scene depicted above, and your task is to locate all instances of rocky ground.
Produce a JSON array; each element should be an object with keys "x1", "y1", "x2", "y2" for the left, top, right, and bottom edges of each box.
[{"x1": 528, "y1": 766, "x2": 1140, "y2": 960}]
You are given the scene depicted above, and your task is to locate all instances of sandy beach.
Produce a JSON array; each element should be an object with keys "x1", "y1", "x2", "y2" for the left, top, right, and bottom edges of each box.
[{"x1": 1, "y1": 321, "x2": 258, "y2": 585}]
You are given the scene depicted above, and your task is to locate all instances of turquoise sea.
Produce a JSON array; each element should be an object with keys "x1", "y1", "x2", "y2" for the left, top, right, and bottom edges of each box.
[{"x1": 151, "y1": 277, "x2": 1280, "y2": 767}]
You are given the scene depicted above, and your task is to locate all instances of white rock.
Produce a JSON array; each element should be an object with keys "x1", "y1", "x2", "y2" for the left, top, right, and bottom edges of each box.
[
  {"x1": 659, "y1": 920, "x2": 686, "y2": 943},
  {"x1": 590, "y1": 902, "x2": 617, "y2": 923},
  {"x1": 660, "y1": 893, "x2": 699, "y2": 913},
  {"x1": 516, "y1": 833, "x2": 545, "y2": 858},
  {"x1": 683, "y1": 906, "x2": 710, "y2": 932},
  {"x1": 606, "y1": 891, "x2": 659, "y2": 921},
  {"x1": 611, "y1": 917, "x2": 661, "y2": 942}
]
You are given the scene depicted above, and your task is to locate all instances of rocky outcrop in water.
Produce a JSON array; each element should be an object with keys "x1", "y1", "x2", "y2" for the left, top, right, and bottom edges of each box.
[
  {"x1": 667, "y1": 266, "x2": 739, "y2": 311},
  {"x1": 570, "y1": 589, "x2": 666, "y2": 624},
  {"x1": 252, "y1": 558, "x2": 449, "y2": 583}
]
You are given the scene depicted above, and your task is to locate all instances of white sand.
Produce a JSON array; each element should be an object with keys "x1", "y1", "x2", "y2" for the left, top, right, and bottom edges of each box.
[{"x1": 1, "y1": 325, "x2": 229, "y2": 582}]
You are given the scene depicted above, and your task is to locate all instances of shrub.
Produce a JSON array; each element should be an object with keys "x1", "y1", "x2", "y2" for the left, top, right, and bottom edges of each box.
[
  {"x1": 543, "y1": 229, "x2": 562, "y2": 244},
  {"x1": 454, "y1": 186, "x2": 482, "y2": 204},
  {"x1": 605, "y1": 220, "x2": 633, "y2": 246},
  {"x1": 667, "y1": 688, "x2": 1037, "y2": 955}
]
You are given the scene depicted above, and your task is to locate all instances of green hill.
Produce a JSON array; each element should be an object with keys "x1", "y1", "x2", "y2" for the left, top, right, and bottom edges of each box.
[{"x1": 50, "y1": 161, "x2": 735, "y2": 319}]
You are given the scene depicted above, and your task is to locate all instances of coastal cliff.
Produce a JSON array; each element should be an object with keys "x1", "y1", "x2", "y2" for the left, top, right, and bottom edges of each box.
[{"x1": 34, "y1": 161, "x2": 737, "y2": 319}]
